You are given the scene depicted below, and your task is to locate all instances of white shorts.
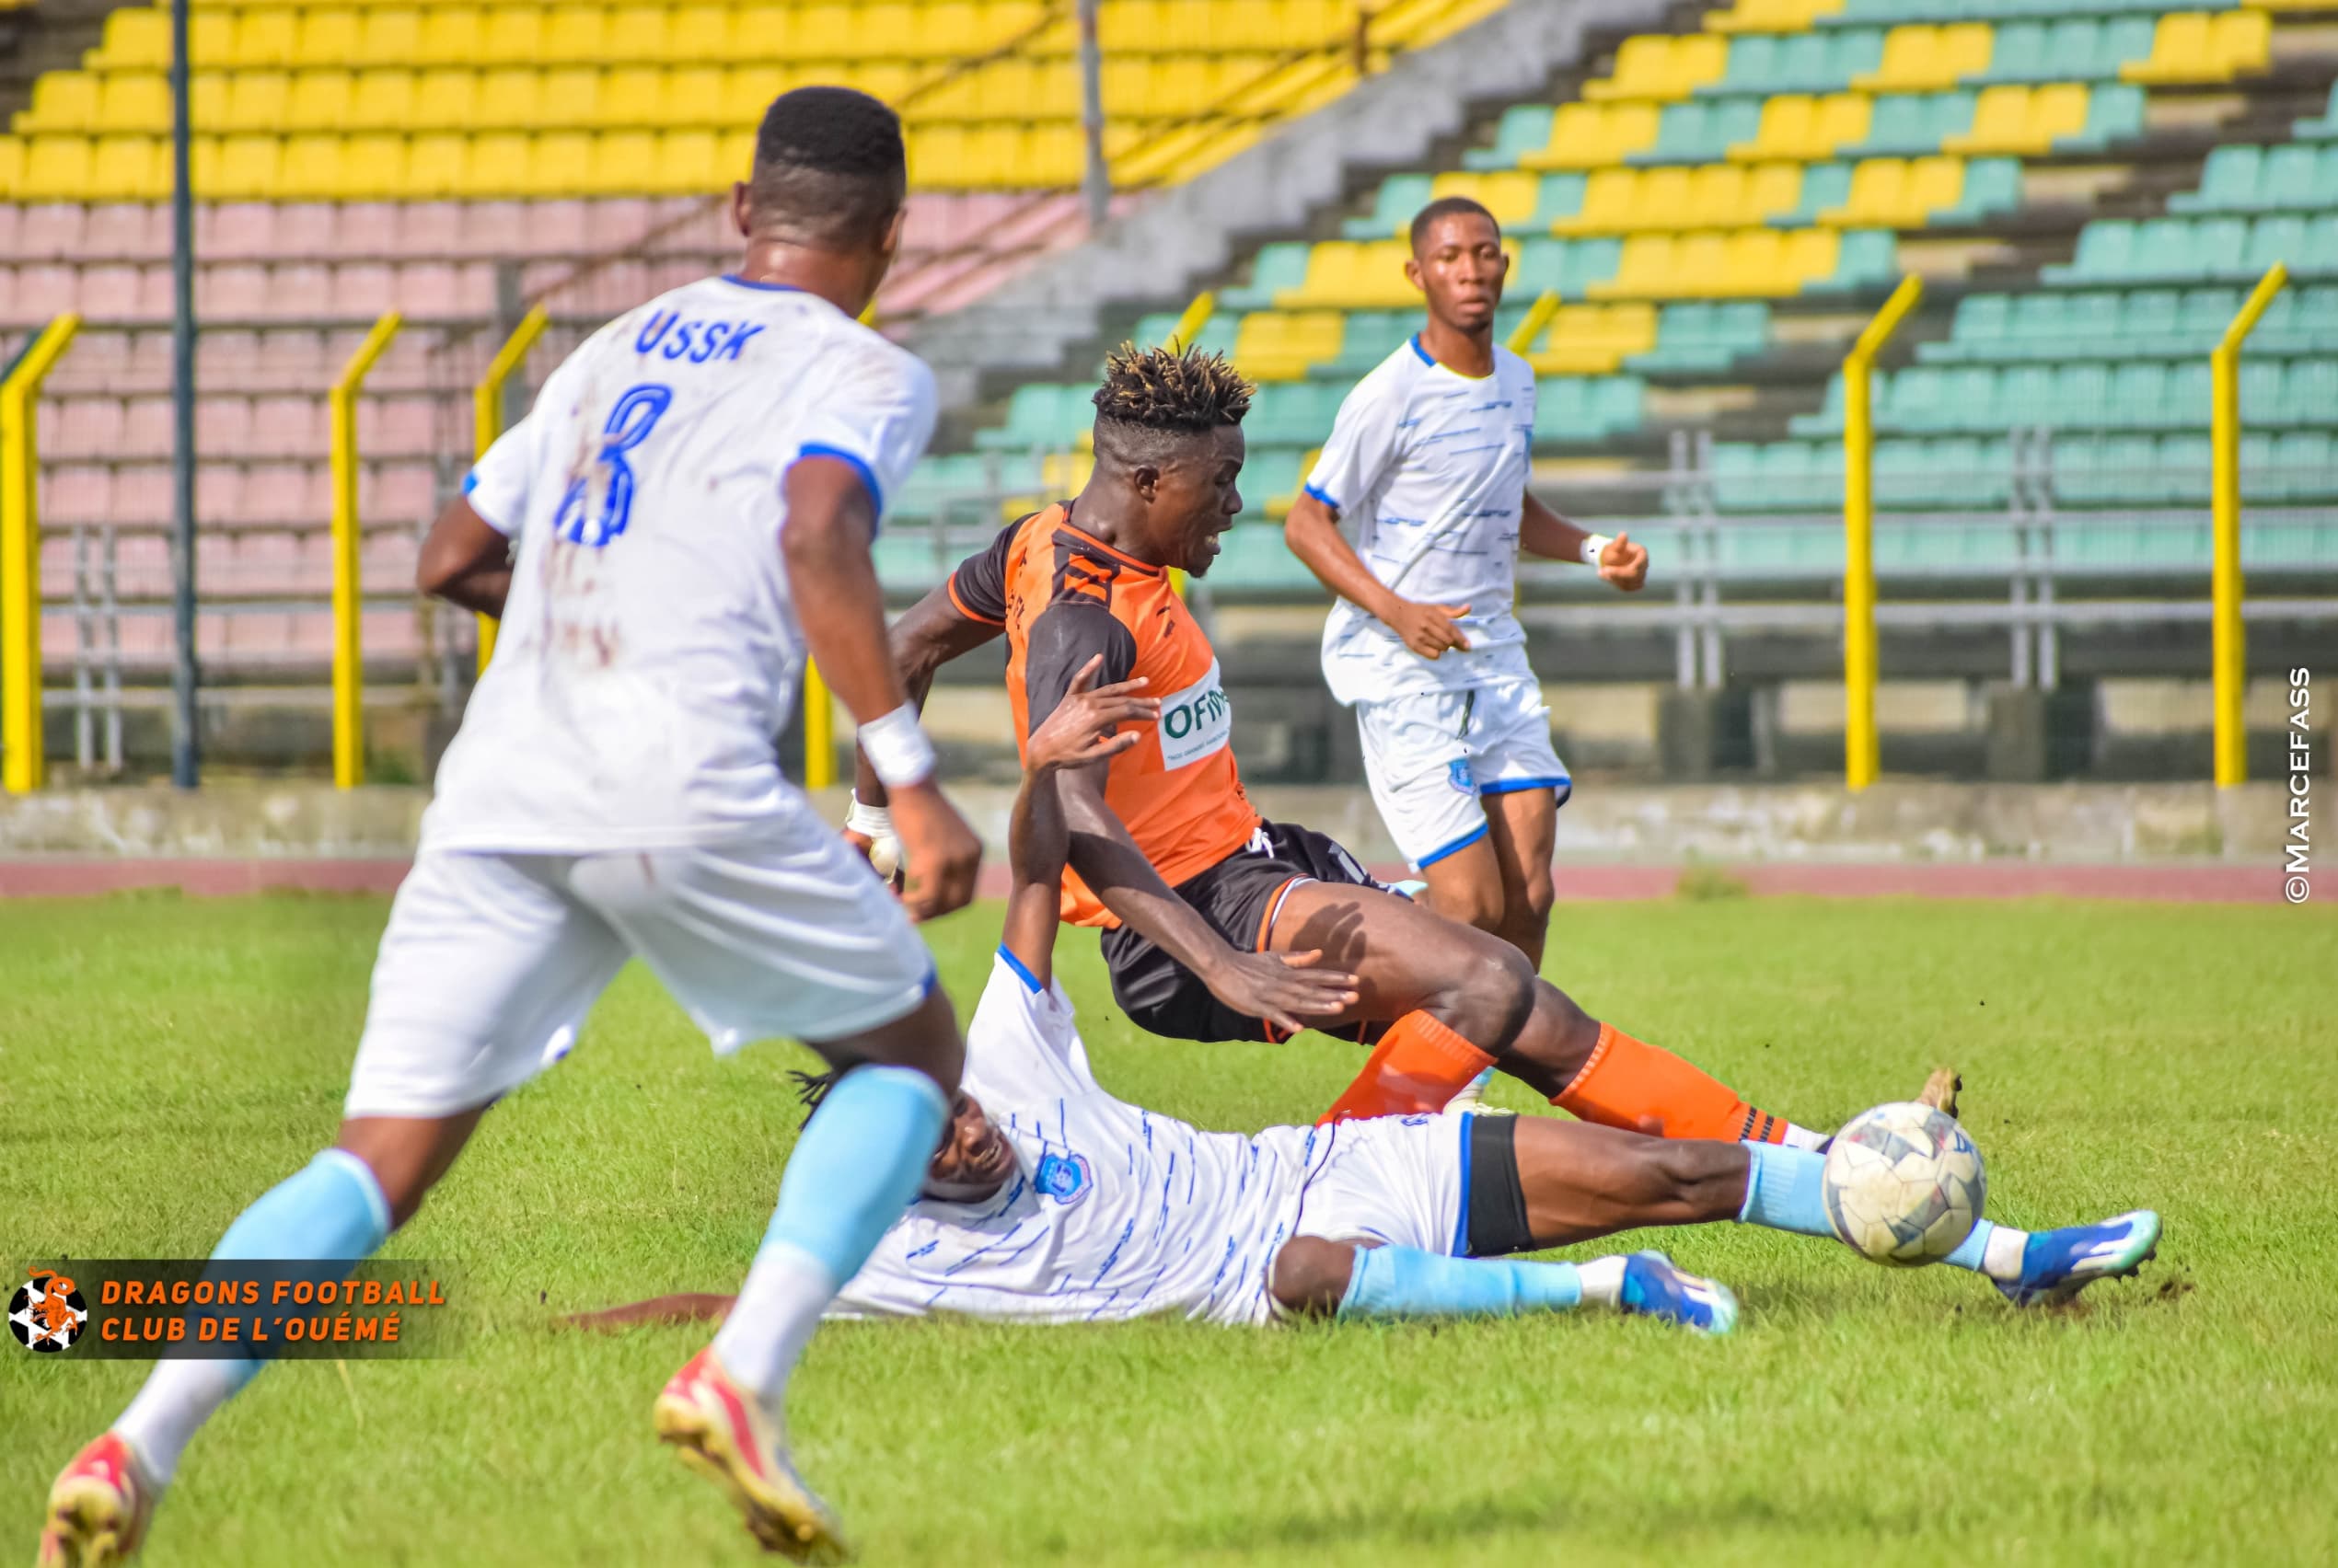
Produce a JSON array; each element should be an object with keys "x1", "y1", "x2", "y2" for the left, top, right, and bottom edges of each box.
[
  {"x1": 345, "y1": 820, "x2": 934, "y2": 1119},
  {"x1": 1355, "y1": 677, "x2": 1571, "y2": 869},
  {"x1": 1291, "y1": 1112, "x2": 1473, "y2": 1257}
]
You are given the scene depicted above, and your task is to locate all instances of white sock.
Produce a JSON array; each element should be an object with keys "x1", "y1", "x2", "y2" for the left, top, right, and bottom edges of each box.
[
  {"x1": 1574, "y1": 1255, "x2": 1627, "y2": 1308},
  {"x1": 710, "y1": 1241, "x2": 838, "y2": 1415},
  {"x1": 113, "y1": 1360, "x2": 252, "y2": 1483},
  {"x1": 1782, "y1": 1124, "x2": 1828, "y2": 1152},
  {"x1": 1981, "y1": 1224, "x2": 2030, "y2": 1282}
]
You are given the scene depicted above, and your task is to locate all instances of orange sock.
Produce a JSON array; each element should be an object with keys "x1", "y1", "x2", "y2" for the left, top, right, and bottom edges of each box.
[
  {"x1": 1553, "y1": 1022, "x2": 1793, "y2": 1143},
  {"x1": 1318, "y1": 1011, "x2": 1498, "y2": 1124}
]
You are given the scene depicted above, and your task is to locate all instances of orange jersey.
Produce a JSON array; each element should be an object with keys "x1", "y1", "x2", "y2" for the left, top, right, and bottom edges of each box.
[{"x1": 949, "y1": 502, "x2": 1259, "y2": 928}]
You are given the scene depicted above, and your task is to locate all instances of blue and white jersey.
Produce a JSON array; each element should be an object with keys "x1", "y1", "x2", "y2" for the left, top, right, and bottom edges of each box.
[
  {"x1": 1301, "y1": 338, "x2": 1538, "y2": 705},
  {"x1": 422, "y1": 275, "x2": 937, "y2": 853},
  {"x1": 830, "y1": 954, "x2": 1335, "y2": 1327}
]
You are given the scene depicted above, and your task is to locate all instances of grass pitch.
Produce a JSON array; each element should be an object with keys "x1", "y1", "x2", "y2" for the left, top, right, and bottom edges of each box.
[{"x1": 5, "y1": 892, "x2": 2335, "y2": 1566}]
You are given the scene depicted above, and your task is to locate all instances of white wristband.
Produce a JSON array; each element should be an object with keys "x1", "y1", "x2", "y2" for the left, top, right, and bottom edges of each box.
[
  {"x1": 1580, "y1": 533, "x2": 1615, "y2": 568},
  {"x1": 858, "y1": 703, "x2": 936, "y2": 790},
  {"x1": 845, "y1": 792, "x2": 892, "y2": 837}
]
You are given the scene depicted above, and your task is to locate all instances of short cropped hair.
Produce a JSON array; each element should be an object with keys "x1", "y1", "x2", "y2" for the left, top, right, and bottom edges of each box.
[
  {"x1": 747, "y1": 86, "x2": 908, "y2": 251},
  {"x1": 1090, "y1": 341, "x2": 1254, "y2": 467},
  {"x1": 1409, "y1": 195, "x2": 1500, "y2": 254}
]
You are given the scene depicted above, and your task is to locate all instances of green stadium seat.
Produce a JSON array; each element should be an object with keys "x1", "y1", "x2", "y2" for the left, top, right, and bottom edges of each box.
[
  {"x1": 1530, "y1": 376, "x2": 1646, "y2": 442},
  {"x1": 1938, "y1": 156, "x2": 2020, "y2": 224},
  {"x1": 1206, "y1": 518, "x2": 1321, "y2": 591},
  {"x1": 1465, "y1": 105, "x2": 1556, "y2": 170},
  {"x1": 1814, "y1": 228, "x2": 1896, "y2": 294},
  {"x1": 1530, "y1": 172, "x2": 1588, "y2": 226},
  {"x1": 2062, "y1": 83, "x2": 2144, "y2": 154},
  {"x1": 1221, "y1": 242, "x2": 1314, "y2": 309},
  {"x1": 1633, "y1": 301, "x2": 1772, "y2": 370},
  {"x1": 2296, "y1": 82, "x2": 2338, "y2": 144},
  {"x1": 1851, "y1": 91, "x2": 1973, "y2": 157},
  {"x1": 1342, "y1": 174, "x2": 1435, "y2": 239},
  {"x1": 1780, "y1": 160, "x2": 1853, "y2": 225},
  {"x1": 1638, "y1": 98, "x2": 1762, "y2": 165},
  {"x1": 974, "y1": 384, "x2": 1087, "y2": 451}
]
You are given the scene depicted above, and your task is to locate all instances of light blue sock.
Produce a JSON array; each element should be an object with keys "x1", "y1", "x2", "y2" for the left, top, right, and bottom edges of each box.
[
  {"x1": 712, "y1": 1064, "x2": 949, "y2": 1402},
  {"x1": 1335, "y1": 1243, "x2": 1582, "y2": 1320},
  {"x1": 115, "y1": 1149, "x2": 391, "y2": 1479},
  {"x1": 1741, "y1": 1140, "x2": 2000, "y2": 1274}
]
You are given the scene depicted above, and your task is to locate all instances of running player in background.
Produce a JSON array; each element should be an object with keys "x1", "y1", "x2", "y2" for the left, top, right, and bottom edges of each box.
[
  {"x1": 41, "y1": 88, "x2": 973, "y2": 1567},
  {"x1": 581, "y1": 663, "x2": 2162, "y2": 1336},
  {"x1": 851, "y1": 343, "x2": 1827, "y2": 1147},
  {"x1": 1283, "y1": 196, "x2": 1649, "y2": 977}
]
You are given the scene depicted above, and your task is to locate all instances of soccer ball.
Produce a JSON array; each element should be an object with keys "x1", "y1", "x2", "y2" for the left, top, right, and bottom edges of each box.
[{"x1": 1820, "y1": 1102, "x2": 1985, "y2": 1266}]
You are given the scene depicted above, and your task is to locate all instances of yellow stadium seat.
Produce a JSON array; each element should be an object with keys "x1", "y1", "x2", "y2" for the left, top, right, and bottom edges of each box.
[
  {"x1": 93, "y1": 12, "x2": 170, "y2": 72},
  {"x1": 718, "y1": 126, "x2": 754, "y2": 179},
  {"x1": 1233, "y1": 310, "x2": 1345, "y2": 380},
  {"x1": 1522, "y1": 103, "x2": 1660, "y2": 169},
  {"x1": 458, "y1": 131, "x2": 530, "y2": 197},
  {"x1": 1732, "y1": 94, "x2": 1869, "y2": 164},
  {"x1": 188, "y1": 10, "x2": 233, "y2": 67},
  {"x1": 1744, "y1": 161, "x2": 1802, "y2": 224},
  {"x1": 1586, "y1": 34, "x2": 1727, "y2": 103},
  {"x1": 18, "y1": 135, "x2": 93, "y2": 202},
  {"x1": 539, "y1": 67, "x2": 602, "y2": 127},
  {"x1": 1559, "y1": 168, "x2": 1638, "y2": 233},
  {"x1": 284, "y1": 69, "x2": 354, "y2": 132},
  {"x1": 2126, "y1": 10, "x2": 2270, "y2": 83},
  {"x1": 1945, "y1": 84, "x2": 2083, "y2": 155},
  {"x1": 214, "y1": 133, "x2": 282, "y2": 201},
  {"x1": 724, "y1": 65, "x2": 790, "y2": 123},
  {"x1": 1903, "y1": 155, "x2": 1962, "y2": 221},
  {"x1": 670, "y1": 5, "x2": 735, "y2": 60},
  {"x1": 232, "y1": 7, "x2": 297, "y2": 68},
  {"x1": 1429, "y1": 168, "x2": 1541, "y2": 228},
  {"x1": 91, "y1": 134, "x2": 165, "y2": 202},
  {"x1": 342, "y1": 133, "x2": 411, "y2": 200},
  {"x1": 592, "y1": 129, "x2": 659, "y2": 193},
  {"x1": 355, "y1": 8, "x2": 424, "y2": 67},
  {"x1": 1829, "y1": 158, "x2": 1903, "y2": 227},
  {"x1": 17, "y1": 72, "x2": 98, "y2": 134},
  {"x1": 278, "y1": 133, "x2": 344, "y2": 201},
  {"x1": 1525, "y1": 302, "x2": 1658, "y2": 373},
  {"x1": 406, "y1": 132, "x2": 469, "y2": 200},
  {"x1": 599, "y1": 66, "x2": 666, "y2": 127},
  {"x1": 473, "y1": 67, "x2": 538, "y2": 130},
  {"x1": 411, "y1": 68, "x2": 478, "y2": 131},
  {"x1": 655, "y1": 129, "x2": 720, "y2": 193},
  {"x1": 220, "y1": 72, "x2": 290, "y2": 134},
  {"x1": 480, "y1": 7, "x2": 545, "y2": 63},
  {"x1": 1705, "y1": 0, "x2": 1845, "y2": 34},
  {"x1": 1857, "y1": 24, "x2": 1992, "y2": 93},
  {"x1": 416, "y1": 7, "x2": 480, "y2": 66},
  {"x1": 96, "y1": 75, "x2": 169, "y2": 136},
  {"x1": 605, "y1": 6, "x2": 666, "y2": 63},
  {"x1": 0, "y1": 136, "x2": 23, "y2": 196},
  {"x1": 348, "y1": 70, "x2": 418, "y2": 132},
  {"x1": 666, "y1": 67, "x2": 725, "y2": 128},
  {"x1": 188, "y1": 74, "x2": 227, "y2": 126},
  {"x1": 295, "y1": 11, "x2": 361, "y2": 68},
  {"x1": 533, "y1": 132, "x2": 596, "y2": 197},
  {"x1": 909, "y1": 0, "x2": 982, "y2": 56},
  {"x1": 544, "y1": 6, "x2": 609, "y2": 63}
]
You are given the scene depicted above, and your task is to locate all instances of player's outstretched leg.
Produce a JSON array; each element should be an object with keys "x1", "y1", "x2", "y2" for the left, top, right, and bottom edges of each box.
[
  {"x1": 656, "y1": 987, "x2": 960, "y2": 1562},
  {"x1": 41, "y1": 1116, "x2": 467, "y2": 1567},
  {"x1": 1268, "y1": 1237, "x2": 1738, "y2": 1335}
]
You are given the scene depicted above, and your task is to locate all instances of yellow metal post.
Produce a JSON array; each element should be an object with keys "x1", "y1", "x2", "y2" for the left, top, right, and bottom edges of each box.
[
  {"x1": 2213, "y1": 263, "x2": 2286, "y2": 788},
  {"x1": 330, "y1": 312, "x2": 402, "y2": 790},
  {"x1": 1506, "y1": 290, "x2": 1562, "y2": 356},
  {"x1": 1163, "y1": 291, "x2": 1216, "y2": 350},
  {"x1": 1842, "y1": 275, "x2": 1923, "y2": 792},
  {"x1": 1, "y1": 314, "x2": 81, "y2": 794},
  {"x1": 470, "y1": 305, "x2": 548, "y2": 674},
  {"x1": 802, "y1": 663, "x2": 835, "y2": 789}
]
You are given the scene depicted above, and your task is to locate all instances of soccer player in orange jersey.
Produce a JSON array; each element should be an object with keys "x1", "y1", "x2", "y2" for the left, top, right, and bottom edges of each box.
[{"x1": 851, "y1": 344, "x2": 1825, "y2": 1147}]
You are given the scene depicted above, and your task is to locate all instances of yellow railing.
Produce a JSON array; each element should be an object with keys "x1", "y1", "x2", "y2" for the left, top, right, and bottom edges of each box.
[
  {"x1": 1163, "y1": 290, "x2": 1217, "y2": 350},
  {"x1": 1842, "y1": 274, "x2": 1923, "y2": 792},
  {"x1": 1, "y1": 314, "x2": 80, "y2": 795},
  {"x1": 471, "y1": 305, "x2": 549, "y2": 674},
  {"x1": 1506, "y1": 289, "x2": 1562, "y2": 355},
  {"x1": 2212, "y1": 262, "x2": 2286, "y2": 788},
  {"x1": 330, "y1": 311, "x2": 401, "y2": 790}
]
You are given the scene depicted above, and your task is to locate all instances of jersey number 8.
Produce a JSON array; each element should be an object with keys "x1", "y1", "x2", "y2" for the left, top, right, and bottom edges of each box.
[{"x1": 553, "y1": 383, "x2": 674, "y2": 548}]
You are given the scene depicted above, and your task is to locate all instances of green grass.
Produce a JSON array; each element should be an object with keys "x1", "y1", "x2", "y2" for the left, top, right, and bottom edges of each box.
[{"x1": 5, "y1": 894, "x2": 2336, "y2": 1566}]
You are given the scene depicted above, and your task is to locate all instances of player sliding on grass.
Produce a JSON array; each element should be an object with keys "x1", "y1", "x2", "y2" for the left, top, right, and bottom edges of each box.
[
  {"x1": 581, "y1": 663, "x2": 2162, "y2": 1335},
  {"x1": 42, "y1": 88, "x2": 977, "y2": 1567},
  {"x1": 851, "y1": 342, "x2": 1825, "y2": 1145}
]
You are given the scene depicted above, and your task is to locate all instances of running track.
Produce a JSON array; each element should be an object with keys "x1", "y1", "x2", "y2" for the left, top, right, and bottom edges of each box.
[{"x1": 0, "y1": 859, "x2": 2295, "y2": 902}]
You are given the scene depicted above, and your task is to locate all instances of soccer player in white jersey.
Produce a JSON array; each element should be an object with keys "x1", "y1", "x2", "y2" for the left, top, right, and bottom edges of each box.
[
  {"x1": 40, "y1": 88, "x2": 978, "y2": 1567},
  {"x1": 1283, "y1": 197, "x2": 1651, "y2": 978},
  {"x1": 576, "y1": 660, "x2": 2161, "y2": 1337}
]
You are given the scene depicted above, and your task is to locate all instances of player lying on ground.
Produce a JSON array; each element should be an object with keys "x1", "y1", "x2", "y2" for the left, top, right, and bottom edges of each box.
[
  {"x1": 577, "y1": 662, "x2": 2162, "y2": 1336},
  {"x1": 849, "y1": 343, "x2": 1824, "y2": 1143},
  {"x1": 41, "y1": 88, "x2": 978, "y2": 1568},
  {"x1": 1283, "y1": 195, "x2": 1649, "y2": 974}
]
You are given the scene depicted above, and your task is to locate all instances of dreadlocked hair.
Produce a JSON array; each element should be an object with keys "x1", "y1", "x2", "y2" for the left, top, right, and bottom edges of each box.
[
  {"x1": 789, "y1": 1067, "x2": 839, "y2": 1124},
  {"x1": 1093, "y1": 342, "x2": 1254, "y2": 433}
]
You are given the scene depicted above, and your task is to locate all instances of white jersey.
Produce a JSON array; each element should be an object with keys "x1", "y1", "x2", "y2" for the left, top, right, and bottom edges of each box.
[
  {"x1": 830, "y1": 953, "x2": 1336, "y2": 1327},
  {"x1": 423, "y1": 275, "x2": 937, "y2": 853},
  {"x1": 1302, "y1": 336, "x2": 1538, "y2": 706}
]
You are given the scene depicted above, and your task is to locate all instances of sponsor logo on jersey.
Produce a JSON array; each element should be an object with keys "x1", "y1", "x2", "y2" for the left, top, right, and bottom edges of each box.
[
  {"x1": 1158, "y1": 660, "x2": 1233, "y2": 771},
  {"x1": 1036, "y1": 1152, "x2": 1093, "y2": 1206}
]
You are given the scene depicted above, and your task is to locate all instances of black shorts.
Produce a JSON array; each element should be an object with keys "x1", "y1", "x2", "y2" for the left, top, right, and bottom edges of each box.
[{"x1": 1099, "y1": 818, "x2": 1394, "y2": 1044}]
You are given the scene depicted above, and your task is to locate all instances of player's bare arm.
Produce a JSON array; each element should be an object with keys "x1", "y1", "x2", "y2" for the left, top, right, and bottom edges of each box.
[
  {"x1": 416, "y1": 495, "x2": 515, "y2": 618},
  {"x1": 850, "y1": 582, "x2": 1003, "y2": 817},
  {"x1": 1002, "y1": 655, "x2": 1158, "y2": 987},
  {"x1": 786, "y1": 456, "x2": 982, "y2": 921},
  {"x1": 1284, "y1": 490, "x2": 1472, "y2": 660},
  {"x1": 1517, "y1": 490, "x2": 1648, "y2": 593}
]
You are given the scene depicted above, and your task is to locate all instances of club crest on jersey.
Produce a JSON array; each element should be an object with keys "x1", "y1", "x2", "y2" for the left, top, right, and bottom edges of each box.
[
  {"x1": 1158, "y1": 661, "x2": 1233, "y2": 771},
  {"x1": 1447, "y1": 757, "x2": 1476, "y2": 794},
  {"x1": 1035, "y1": 1152, "x2": 1093, "y2": 1206}
]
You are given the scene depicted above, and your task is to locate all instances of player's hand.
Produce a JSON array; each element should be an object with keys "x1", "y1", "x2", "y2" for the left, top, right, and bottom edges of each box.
[
  {"x1": 843, "y1": 796, "x2": 902, "y2": 882},
  {"x1": 887, "y1": 780, "x2": 982, "y2": 922},
  {"x1": 1597, "y1": 531, "x2": 1649, "y2": 593},
  {"x1": 1028, "y1": 655, "x2": 1157, "y2": 775},
  {"x1": 1384, "y1": 599, "x2": 1471, "y2": 660},
  {"x1": 1200, "y1": 949, "x2": 1360, "y2": 1039}
]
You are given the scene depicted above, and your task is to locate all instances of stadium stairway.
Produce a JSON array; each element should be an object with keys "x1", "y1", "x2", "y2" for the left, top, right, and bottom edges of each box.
[{"x1": 918, "y1": 0, "x2": 2338, "y2": 603}]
